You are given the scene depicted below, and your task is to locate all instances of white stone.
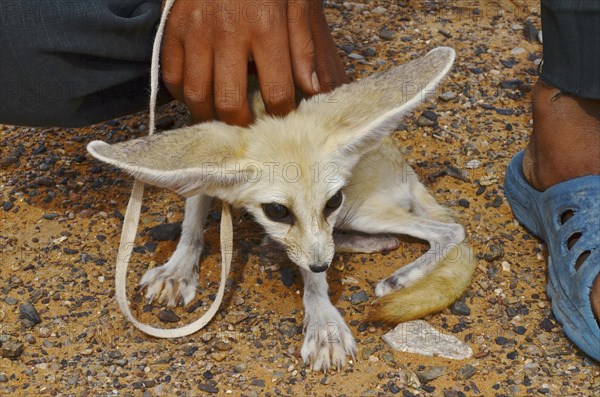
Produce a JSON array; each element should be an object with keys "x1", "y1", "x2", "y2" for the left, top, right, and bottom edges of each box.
[
  {"x1": 465, "y1": 159, "x2": 481, "y2": 169},
  {"x1": 382, "y1": 320, "x2": 473, "y2": 360},
  {"x1": 372, "y1": 6, "x2": 387, "y2": 14}
]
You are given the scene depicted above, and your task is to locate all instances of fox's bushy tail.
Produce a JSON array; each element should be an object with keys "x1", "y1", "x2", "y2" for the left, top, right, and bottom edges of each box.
[{"x1": 370, "y1": 242, "x2": 477, "y2": 323}]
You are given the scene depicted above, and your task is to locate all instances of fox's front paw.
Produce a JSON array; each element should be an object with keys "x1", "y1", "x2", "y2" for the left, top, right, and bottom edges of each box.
[
  {"x1": 301, "y1": 306, "x2": 357, "y2": 372},
  {"x1": 139, "y1": 254, "x2": 199, "y2": 307}
]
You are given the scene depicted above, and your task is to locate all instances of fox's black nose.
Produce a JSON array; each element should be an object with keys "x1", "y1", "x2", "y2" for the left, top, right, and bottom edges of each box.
[{"x1": 309, "y1": 264, "x2": 329, "y2": 273}]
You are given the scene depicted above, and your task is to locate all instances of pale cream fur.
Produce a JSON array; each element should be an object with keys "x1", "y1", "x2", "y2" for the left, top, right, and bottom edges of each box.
[{"x1": 88, "y1": 47, "x2": 476, "y2": 371}]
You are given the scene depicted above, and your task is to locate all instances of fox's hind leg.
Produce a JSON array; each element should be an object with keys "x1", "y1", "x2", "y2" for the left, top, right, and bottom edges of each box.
[
  {"x1": 334, "y1": 233, "x2": 400, "y2": 253},
  {"x1": 342, "y1": 176, "x2": 466, "y2": 297},
  {"x1": 139, "y1": 194, "x2": 212, "y2": 306}
]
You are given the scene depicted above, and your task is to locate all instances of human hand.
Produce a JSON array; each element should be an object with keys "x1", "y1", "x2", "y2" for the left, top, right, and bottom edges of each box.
[{"x1": 161, "y1": 0, "x2": 347, "y2": 126}]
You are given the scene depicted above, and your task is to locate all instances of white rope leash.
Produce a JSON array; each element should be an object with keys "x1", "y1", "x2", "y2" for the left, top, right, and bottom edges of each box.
[{"x1": 114, "y1": 0, "x2": 233, "y2": 338}]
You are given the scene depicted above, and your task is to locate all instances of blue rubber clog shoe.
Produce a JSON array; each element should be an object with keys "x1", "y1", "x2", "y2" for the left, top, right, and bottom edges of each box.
[{"x1": 504, "y1": 151, "x2": 600, "y2": 361}]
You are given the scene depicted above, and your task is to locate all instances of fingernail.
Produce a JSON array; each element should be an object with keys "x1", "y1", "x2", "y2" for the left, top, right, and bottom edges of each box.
[{"x1": 311, "y1": 71, "x2": 321, "y2": 92}]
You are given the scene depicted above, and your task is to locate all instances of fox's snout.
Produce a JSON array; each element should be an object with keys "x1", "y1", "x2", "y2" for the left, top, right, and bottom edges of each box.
[{"x1": 308, "y1": 263, "x2": 329, "y2": 273}]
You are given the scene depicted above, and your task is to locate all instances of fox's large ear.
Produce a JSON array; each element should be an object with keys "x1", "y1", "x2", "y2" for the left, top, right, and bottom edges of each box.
[
  {"x1": 87, "y1": 122, "x2": 249, "y2": 198},
  {"x1": 299, "y1": 47, "x2": 455, "y2": 157}
]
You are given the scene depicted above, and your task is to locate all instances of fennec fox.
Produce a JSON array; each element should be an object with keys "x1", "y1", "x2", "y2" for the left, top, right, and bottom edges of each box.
[{"x1": 88, "y1": 47, "x2": 476, "y2": 371}]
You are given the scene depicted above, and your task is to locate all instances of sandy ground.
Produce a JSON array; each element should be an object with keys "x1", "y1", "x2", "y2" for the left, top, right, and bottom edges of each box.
[{"x1": 1, "y1": 1, "x2": 599, "y2": 396}]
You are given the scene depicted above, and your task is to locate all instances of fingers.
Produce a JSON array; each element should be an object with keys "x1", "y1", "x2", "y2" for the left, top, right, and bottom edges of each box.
[
  {"x1": 251, "y1": 10, "x2": 296, "y2": 117},
  {"x1": 214, "y1": 44, "x2": 252, "y2": 126},
  {"x1": 288, "y1": 0, "x2": 319, "y2": 95},
  {"x1": 182, "y1": 44, "x2": 215, "y2": 123},
  {"x1": 309, "y1": 2, "x2": 349, "y2": 92},
  {"x1": 161, "y1": 27, "x2": 185, "y2": 103}
]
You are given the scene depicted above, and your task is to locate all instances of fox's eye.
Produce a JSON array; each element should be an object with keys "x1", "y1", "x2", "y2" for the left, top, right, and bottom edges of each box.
[
  {"x1": 324, "y1": 190, "x2": 343, "y2": 215},
  {"x1": 262, "y1": 203, "x2": 293, "y2": 224}
]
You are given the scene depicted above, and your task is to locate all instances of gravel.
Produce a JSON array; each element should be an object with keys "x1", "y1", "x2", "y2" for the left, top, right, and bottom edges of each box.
[{"x1": 0, "y1": 3, "x2": 592, "y2": 396}]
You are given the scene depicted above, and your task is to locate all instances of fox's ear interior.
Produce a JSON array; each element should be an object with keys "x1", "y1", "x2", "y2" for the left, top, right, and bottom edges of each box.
[
  {"x1": 87, "y1": 122, "x2": 249, "y2": 198},
  {"x1": 299, "y1": 47, "x2": 455, "y2": 157}
]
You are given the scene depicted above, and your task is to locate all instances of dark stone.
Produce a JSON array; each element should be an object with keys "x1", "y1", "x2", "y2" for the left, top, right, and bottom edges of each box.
[
  {"x1": 156, "y1": 115, "x2": 175, "y2": 130},
  {"x1": 349, "y1": 290, "x2": 369, "y2": 305},
  {"x1": 501, "y1": 79, "x2": 523, "y2": 90},
  {"x1": 500, "y1": 59, "x2": 517, "y2": 68},
  {"x1": 280, "y1": 267, "x2": 294, "y2": 288},
  {"x1": 149, "y1": 223, "x2": 181, "y2": 241},
  {"x1": 388, "y1": 381, "x2": 401, "y2": 394},
  {"x1": 470, "y1": 67, "x2": 484, "y2": 74},
  {"x1": 491, "y1": 196, "x2": 503, "y2": 208},
  {"x1": 505, "y1": 306, "x2": 518, "y2": 318},
  {"x1": 507, "y1": 350, "x2": 518, "y2": 360},
  {"x1": 363, "y1": 47, "x2": 377, "y2": 57},
  {"x1": 202, "y1": 370, "x2": 213, "y2": 379},
  {"x1": 483, "y1": 244, "x2": 503, "y2": 262},
  {"x1": 3, "y1": 202, "x2": 13, "y2": 211},
  {"x1": 42, "y1": 213, "x2": 59, "y2": 220},
  {"x1": 495, "y1": 108, "x2": 514, "y2": 116},
  {"x1": 63, "y1": 248, "x2": 79, "y2": 255},
  {"x1": 341, "y1": 43, "x2": 354, "y2": 54},
  {"x1": 539, "y1": 317, "x2": 555, "y2": 332},
  {"x1": 19, "y1": 302, "x2": 42, "y2": 325},
  {"x1": 422, "y1": 110, "x2": 438, "y2": 121},
  {"x1": 513, "y1": 325, "x2": 527, "y2": 335},
  {"x1": 198, "y1": 384, "x2": 218, "y2": 394},
  {"x1": 251, "y1": 379, "x2": 266, "y2": 387},
  {"x1": 457, "y1": 199, "x2": 470, "y2": 208},
  {"x1": 1, "y1": 341, "x2": 24, "y2": 359},
  {"x1": 157, "y1": 310, "x2": 180, "y2": 323},
  {"x1": 524, "y1": 21, "x2": 539, "y2": 42},
  {"x1": 378, "y1": 28, "x2": 396, "y2": 41},
  {"x1": 450, "y1": 300, "x2": 471, "y2": 316},
  {"x1": 495, "y1": 336, "x2": 509, "y2": 346},
  {"x1": 416, "y1": 366, "x2": 446, "y2": 383},
  {"x1": 455, "y1": 364, "x2": 477, "y2": 380}
]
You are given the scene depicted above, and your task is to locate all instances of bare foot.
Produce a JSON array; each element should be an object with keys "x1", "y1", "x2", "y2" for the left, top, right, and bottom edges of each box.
[{"x1": 522, "y1": 79, "x2": 600, "y2": 322}]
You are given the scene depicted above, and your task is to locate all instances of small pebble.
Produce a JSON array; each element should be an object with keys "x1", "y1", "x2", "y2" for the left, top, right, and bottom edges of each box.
[
  {"x1": 416, "y1": 366, "x2": 446, "y2": 383},
  {"x1": 363, "y1": 47, "x2": 377, "y2": 57},
  {"x1": 198, "y1": 384, "x2": 219, "y2": 394},
  {"x1": 388, "y1": 381, "x2": 401, "y2": 394},
  {"x1": 465, "y1": 159, "x2": 481, "y2": 169},
  {"x1": 457, "y1": 199, "x2": 470, "y2": 209},
  {"x1": 3, "y1": 202, "x2": 13, "y2": 211},
  {"x1": 1, "y1": 341, "x2": 24, "y2": 359},
  {"x1": 149, "y1": 223, "x2": 182, "y2": 241},
  {"x1": 455, "y1": 364, "x2": 477, "y2": 380},
  {"x1": 378, "y1": 28, "x2": 396, "y2": 41},
  {"x1": 156, "y1": 115, "x2": 175, "y2": 130},
  {"x1": 157, "y1": 310, "x2": 180, "y2": 323},
  {"x1": 439, "y1": 91, "x2": 457, "y2": 102},
  {"x1": 350, "y1": 290, "x2": 369, "y2": 305},
  {"x1": 416, "y1": 116, "x2": 435, "y2": 127},
  {"x1": 450, "y1": 300, "x2": 471, "y2": 316},
  {"x1": 20, "y1": 302, "x2": 42, "y2": 325},
  {"x1": 539, "y1": 317, "x2": 555, "y2": 332},
  {"x1": 280, "y1": 267, "x2": 295, "y2": 287},
  {"x1": 483, "y1": 244, "x2": 503, "y2": 262},
  {"x1": 524, "y1": 21, "x2": 539, "y2": 42}
]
